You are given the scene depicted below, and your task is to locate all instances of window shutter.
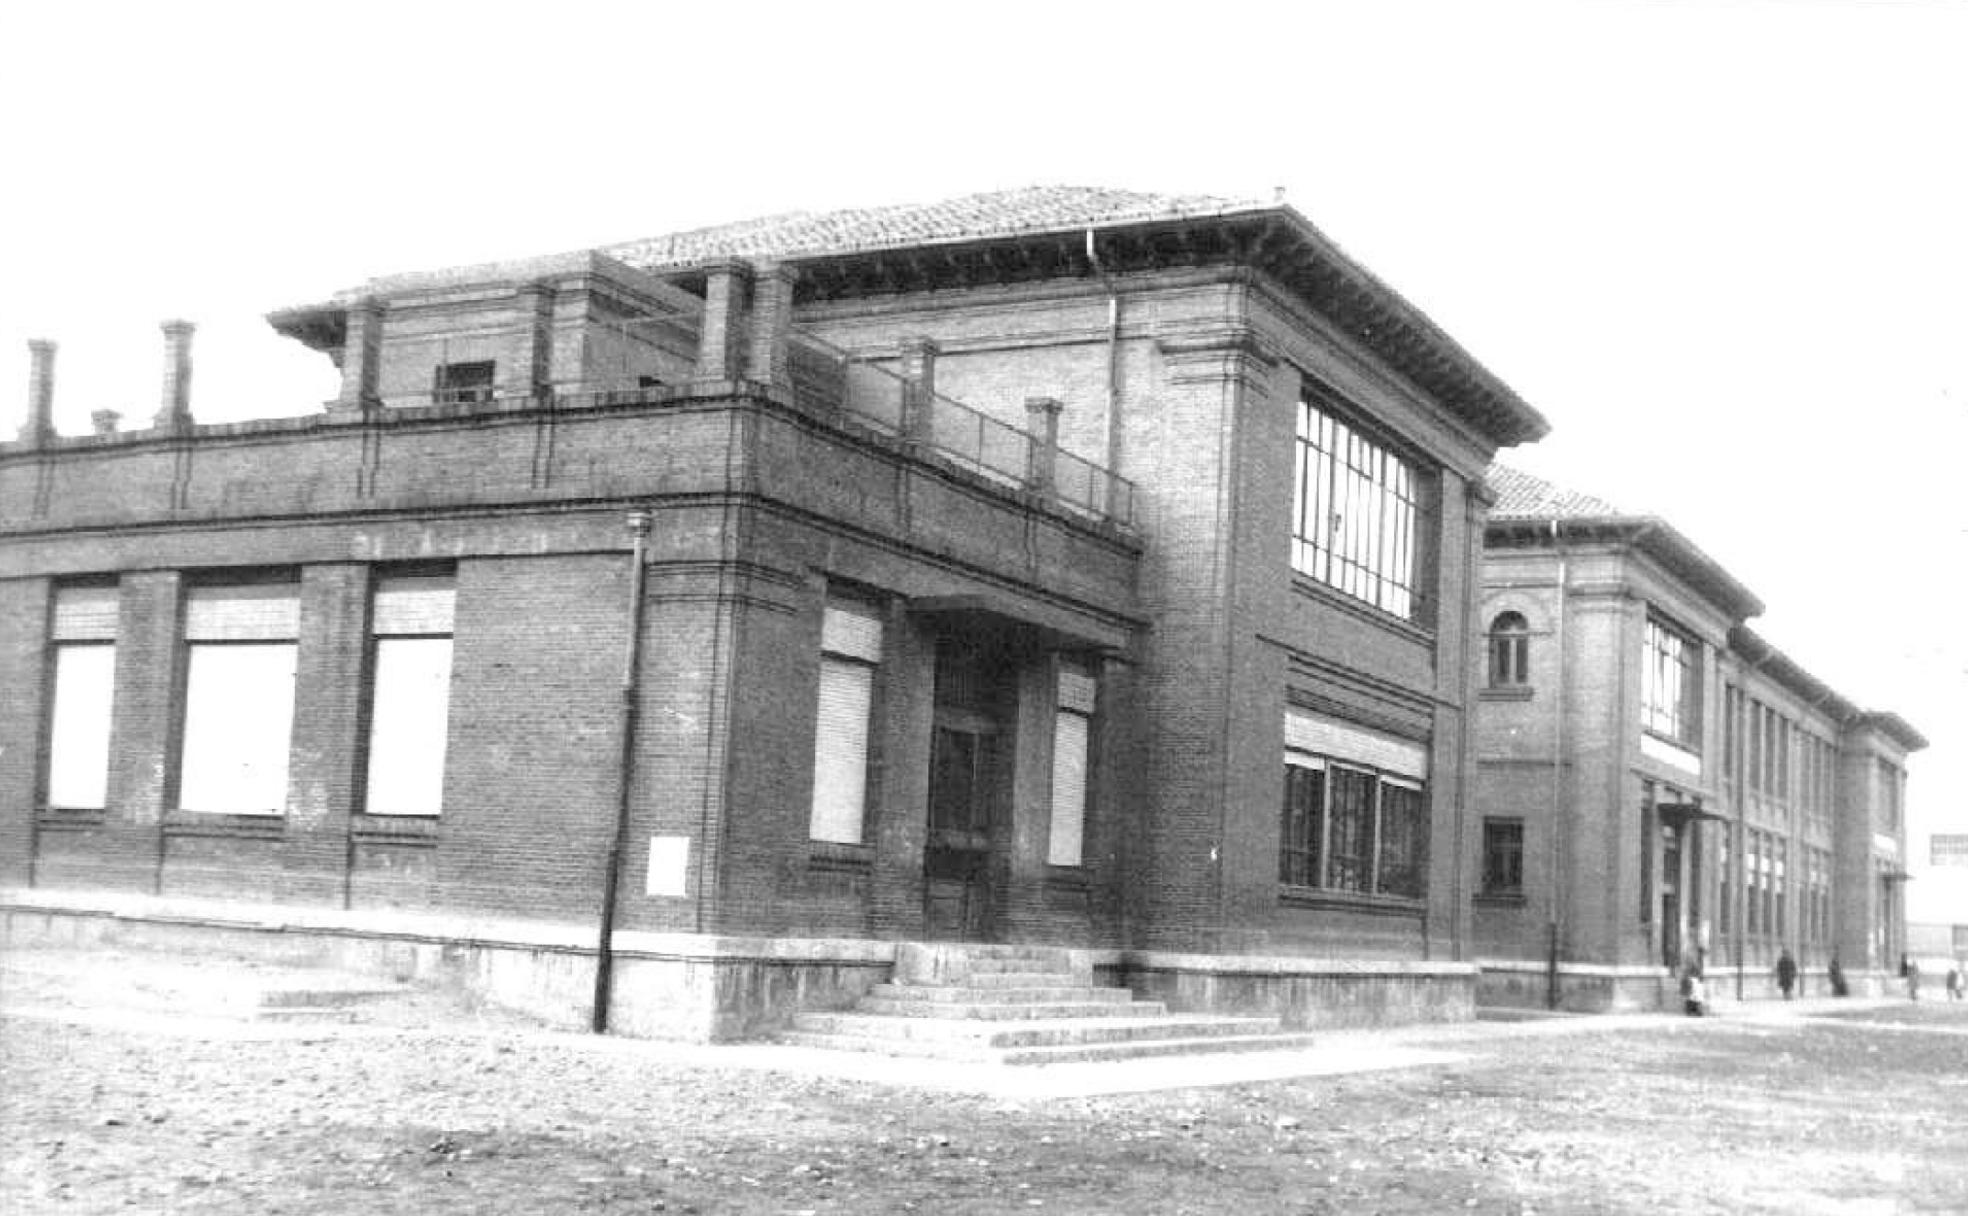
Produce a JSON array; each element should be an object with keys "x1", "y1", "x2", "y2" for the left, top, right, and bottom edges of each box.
[
  {"x1": 809, "y1": 657, "x2": 873, "y2": 843},
  {"x1": 1047, "y1": 711, "x2": 1089, "y2": 866}
]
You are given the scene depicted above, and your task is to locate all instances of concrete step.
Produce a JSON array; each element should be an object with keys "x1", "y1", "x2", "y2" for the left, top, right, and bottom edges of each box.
[
  {"x1": 894, "y1": 943, "x2": 1083, "y2": 986},
  {"x1": 957, "y1": 971, "x2": 1089, "y2": 989},
  {"x1": 779, "y1": 1027, "x2": 1319, "y2": 1066},
  {"x1": 865, "y1": 983, "x2": 1135, "y2": 1005},
  {"x1": 255, "y1": 985, "x2": 403, "y2": 1009},
  {"x1": 254, "y1": 1005, "x2": 362, "y2": 1024},
  {"x1": 792, "y1": 1010, "x2": 1278, "y2": 1048},
  {"x1": 854, "y1": 996, "x2": 1168, "y2": 1020}
]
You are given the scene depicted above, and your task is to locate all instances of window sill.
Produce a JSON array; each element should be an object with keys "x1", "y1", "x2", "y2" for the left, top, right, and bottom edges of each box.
[
  {"x1": 36, "y1": 806, "x2": 106, "y2": 829},
  {"x1": 808, "y1": 842, "x2": 873, "y2": 874},
  {"x1": 1277, "y1": 884, "x2": 1425, "y2": 916},
  {"x1": 1475, "y1": 891, "x2": 1528, "y2": 907},
  {"x1": 352, "y1": 814, "x2": 439, "y2": 843},
  {"x1": 1480, "y1": 685, "x2": 1534, "y2": 702},
  {"x1": 162, "y1": 813, "x2": 284, "y2": 840},
  {"x1": 1044, "y1": 867, "x2": 1091, "y2": 892},
  {"x1": 1289, "y1": 576, "x2": 1435, "y2": 644}
]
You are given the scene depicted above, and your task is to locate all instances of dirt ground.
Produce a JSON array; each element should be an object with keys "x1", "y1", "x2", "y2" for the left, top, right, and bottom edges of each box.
[{"x1": 4, "y1": 946, "x2": 1966, "y2": 1215}]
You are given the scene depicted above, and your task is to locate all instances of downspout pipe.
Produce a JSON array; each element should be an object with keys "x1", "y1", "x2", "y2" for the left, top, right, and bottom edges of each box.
[
  {"x1": 1547, "y1": 519, "x2": 1568, "y2": 1009},
  {"x1": 1085, "y1": 230, "x2": 1123, "y2": 509},
  {"x1": 593, "y1": 507, "x2": 654, "y2": 1033}
]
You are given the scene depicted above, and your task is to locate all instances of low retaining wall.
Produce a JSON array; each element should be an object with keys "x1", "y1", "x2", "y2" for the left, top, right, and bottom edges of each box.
[
  {"x1": 5, "y1": 890, "x2": 1477, "y2": 1039},
  {"x1": 1111, "y1": 952, "x2": 1477, "y2": 1030},
  {"x1": 1476, "y1": 960, "x2": 1672, "y2": 1013}
]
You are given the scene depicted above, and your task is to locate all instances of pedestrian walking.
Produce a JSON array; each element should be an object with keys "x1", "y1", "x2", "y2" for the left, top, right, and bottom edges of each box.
[
  {"x1": 1775, "y1": 948, "x2": 1798, "y2": 1001},
  {"x1": 1903, "y1": 954, "x2": 1921, "y2": 1001},
  {"x1": 1947, "y1": 962, "x2": 1963, "y2": 1002},
  {"x1": 1828, "y1": 954, "x2": 1848, "y2": 997},
  {"x1": 1681, "y1": 964, "x2": 1708, "y2": 1017}
]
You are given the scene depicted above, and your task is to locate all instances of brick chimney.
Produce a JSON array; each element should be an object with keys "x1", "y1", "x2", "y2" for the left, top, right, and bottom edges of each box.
[
  {"x1": 20, "y1": 339, "x2": 56, "y2": 444},
  {"x1": 154, "y1": 319, "x2": 195, "y2": 431}
]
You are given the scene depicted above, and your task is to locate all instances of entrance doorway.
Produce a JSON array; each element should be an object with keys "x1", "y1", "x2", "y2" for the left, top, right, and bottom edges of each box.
[{"x1": 923, "y1": 636, "x2": 1014, "y2": 940}]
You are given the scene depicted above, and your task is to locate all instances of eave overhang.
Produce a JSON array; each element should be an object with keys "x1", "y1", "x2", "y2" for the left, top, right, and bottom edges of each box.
[
  {"x1": 683, "y1": 204, "x2": 1551, "y2": 450},
  {"x1": 1727, "y1": 627, "x2": 1927, "y2": 753},
  {"x1": 1485, "y1": 514, "x2": 1765, "y2": 622}
]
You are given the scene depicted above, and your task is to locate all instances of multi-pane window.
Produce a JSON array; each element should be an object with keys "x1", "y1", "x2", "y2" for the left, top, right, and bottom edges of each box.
[
  {"x1": 1481, "y1": 818, "x2": 1525, "y2": 897},
  {"x1": 1487, "y1": 612, "x2": 1530, "y2": 687},
  {"x1": 1291, "y1": 394, "x2": 1420, "y2": 619},
  {"x1": 45, "y1": 583, "x2": 119, "y2": 810},
  {"x1": 1279, "y1": 739, "x2": 1428, "y2": 899},
  {"x1": 433, "y1": 360, "x2": 495, "y2": 406},
  {"x1": 1046, "y1": 663, "x2": 1097, "y2": 867},
  {"x1": 1641, "y1": 617, "x2": 1700, "y2": 747},
  {"x1": 1933, "y1": 835, "x2": 1968, "y2": 867},
  {"x1": 363, "y1": 574, "x2": 456, "y2": 816},
  {"x1": 1717, "y1": 829, "x2": 1732, "y2": 937},
  {"x1": 1722, "y1": 684, "x2": 1741, "y2": 787},
  {"x1": 1878, "y1": 760, "x2": 1903, "y2": 832},
  {"x1": 808, "y1": 599, "x2": 883, "y2": 844},
  {"x1": 1774, "y1": 838, "x2": 1788, "y2": 940},
  {"x1": 177, "y1": 582, "x2": 300, "y2": 815}
]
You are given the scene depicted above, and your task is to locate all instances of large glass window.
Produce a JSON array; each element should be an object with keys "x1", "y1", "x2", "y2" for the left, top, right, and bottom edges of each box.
[
  {"x1": 808, "y1": 599, "x2": 883, "y2": 844},
  {"x1": 46, "y1": 584, "x2": 119, "y2": 810},
  {"x1": 363, "y1": 574, "x2": 456, "y2": 816},
  {"x1": 1278, "y1": 755, "x2": 1427, "y2": 899},
  {"x1": 1291, "y1": 394, "x2": 1420, "y2": 619},
  {"x1": 1641, "y1": 616, "x2": 1701, "y2": 747},
  {"x1": 177, "y1": 583, "x2": 299, "y2": 815}
]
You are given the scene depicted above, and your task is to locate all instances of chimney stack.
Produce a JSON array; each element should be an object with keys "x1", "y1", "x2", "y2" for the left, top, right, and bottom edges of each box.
[
  {"x1": 20, "y1": 339, "x2": 57, "y2": 444},
  {"x1": 155, "y1": 319, "x2": 195, "y2": 431}
]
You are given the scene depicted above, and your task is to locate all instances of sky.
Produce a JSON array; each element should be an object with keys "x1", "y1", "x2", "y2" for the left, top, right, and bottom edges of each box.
[{"x1": 2, "y1": 0, "x2": 1962, "y2": 913}]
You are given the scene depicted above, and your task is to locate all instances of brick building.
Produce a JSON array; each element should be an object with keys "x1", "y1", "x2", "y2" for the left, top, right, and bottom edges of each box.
[
  {"x1": 1473, "y1": 466, "x2": 1925, "y2": 1010},
  {"x1": 2, "y1": 188, "x2": 1548, "y2": 1038}
]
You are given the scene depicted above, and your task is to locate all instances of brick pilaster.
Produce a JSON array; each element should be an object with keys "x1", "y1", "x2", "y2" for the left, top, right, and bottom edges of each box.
[
  {"x1": 695, "y1": 260, "x2": 750, "y2": 382},
  {"x1": 509, "y1": 283, "x2": 556, "y2": 400},
  {"x1": 282, "y1": 564, "x2": 370, "y2": 905},
  {"x1": 103, "y1": 571, "x2": 183, "y2": 889},
  {"x1": 746, "y1": 262, "x2": 798, "y2": 388},
  {"x1": 330, "y1": 297, "x2": 385, "y2": 420}
]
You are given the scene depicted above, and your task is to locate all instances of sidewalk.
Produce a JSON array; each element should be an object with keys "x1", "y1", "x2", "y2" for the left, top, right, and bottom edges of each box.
[{"x1": 0, "y1": 942, "x2": 1927, "y2": 1100}]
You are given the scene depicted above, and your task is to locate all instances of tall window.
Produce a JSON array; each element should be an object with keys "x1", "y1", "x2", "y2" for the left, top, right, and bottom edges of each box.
[
  {"x1": 178, "y1": 582, "x2": 299, "y2": 815},
  {"x1": 363, "y1": 573, "x2": 455, "y2": 816},
  {"x1": 1046, "y1": 662, "x2": 1097, "y2": 867},
  {"x1": 46, "y1": 583, "x2": 119, "y2": 811},
  {"x1": 1878, "y1": 760, "x2": 1903, "y2": 832},
  {"x1": 1291, "y1": 394, "x2": 1420, "y2": 619},
  {"x1": 1278, "y1": 714, "x2": 1428, "y2": 900},
  {"x1": 808, "y1": 599, "x2": 882, "y2": 844},
  {"x1": 1487, "y1": 612, "x2": 1530, "y2": 687},
  {"x1": 1641, "y1": 616, "x2": 1700, "y2": 747},
  {"x1": 1481, "y1": 818, "x2": 1525, "y2": 898}
]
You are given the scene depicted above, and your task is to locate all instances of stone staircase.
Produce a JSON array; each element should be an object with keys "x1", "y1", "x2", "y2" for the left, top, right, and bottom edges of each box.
[{"x1": 780, "y1": 943, "x2": 1316, "y2": 1065}]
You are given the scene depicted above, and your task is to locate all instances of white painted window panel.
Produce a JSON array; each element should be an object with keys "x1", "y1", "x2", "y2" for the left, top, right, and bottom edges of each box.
[
  {"x1": 184, "y1": 585, "x2": 299, "y2": 641},
  {"x1": 1047, "y1": 711, "x2": 1090, "y2": 866},
  {"x1": 1283, "y1": 709, "x2": 1427, "y2": 779},
  {"x1": 364, "y1": 637, "x2": 453, "y2": 815},
  {"x1": 178, "y1": 643, "x2": 296, "y2": 815},
  {"x1": 820, "y1": 605, "x2": 883, "y2": 662},
  {"x1": 809, "y1": 657, "x2": 873, "y2": 843},
  {"x1": 52, "y1": 586, "x2": 118, "y2": 641},
  {"x1": 372, "y1": 576, "x2": 456, "y2": 635},
  {"x1": 48, "y1": 644, "x2": 115, "y2": 808}
]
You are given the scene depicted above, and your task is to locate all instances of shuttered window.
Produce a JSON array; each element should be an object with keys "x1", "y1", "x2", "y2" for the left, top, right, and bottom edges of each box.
[
  {"x1": 178, "y1": 583, "x2": 299, "y2": 816},
  {"x1": 809, "y1": 601, "x2": 882, "y2": 844},
  {"x1": 47, "y1": 585, "x2": 119, "y2": 810},
  {"x1": 364, "y1": 574, "x2": 456, "y2": 817},
  {"x1": 1046, "y1": 665, "x2": 1096, "y2": 866}
]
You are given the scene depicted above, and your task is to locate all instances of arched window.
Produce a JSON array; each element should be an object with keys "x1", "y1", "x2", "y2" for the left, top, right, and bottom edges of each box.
[{"x1": 1488, "y1": 612, "x2": 1530, "y2": 687}]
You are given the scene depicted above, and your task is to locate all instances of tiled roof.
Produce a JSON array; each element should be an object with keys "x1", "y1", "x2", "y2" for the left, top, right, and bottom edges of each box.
[
  {"x1": 1485, "y1": 463, "x2": 1626, "y2": 520},
  {"x1": 604, "y1": 186, "x2": 1269, "y2": 270}
]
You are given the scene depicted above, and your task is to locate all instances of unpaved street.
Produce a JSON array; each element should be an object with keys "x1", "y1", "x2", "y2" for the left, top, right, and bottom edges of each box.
[{"x1": 4, "y1": 948, "x2": 1966, "y2": 1214}]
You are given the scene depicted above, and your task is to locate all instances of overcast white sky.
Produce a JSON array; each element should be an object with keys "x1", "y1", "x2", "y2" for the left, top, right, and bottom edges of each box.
[{"x1": 2, "y1": 0, "x2": 1962, "y2": 912}]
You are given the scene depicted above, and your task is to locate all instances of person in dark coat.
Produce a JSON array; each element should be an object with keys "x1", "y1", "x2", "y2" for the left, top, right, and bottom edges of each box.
[
  {"x1": 1775, "y1": 948, "x2": 1798, "y2": 1000},
  {"x1": 1828, "y1": 954, "x2": 1848, "y2": 997}
]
